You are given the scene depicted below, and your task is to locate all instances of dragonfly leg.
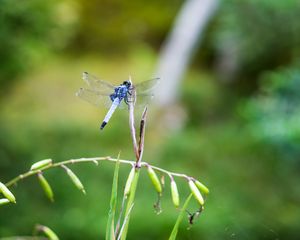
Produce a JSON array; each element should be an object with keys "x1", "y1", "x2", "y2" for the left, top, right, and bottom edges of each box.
[
  {"x1": 110, "y1": 94, "x2": 115, "y2": 102},
  {"x1": 124, "y1": 96, "x2": 129, "y2": 105}
]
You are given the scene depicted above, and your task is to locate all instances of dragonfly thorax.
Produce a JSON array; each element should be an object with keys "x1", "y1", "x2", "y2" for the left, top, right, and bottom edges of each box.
[{"x1": 110, "y1": 84, "x2": 131, "y2": 102}]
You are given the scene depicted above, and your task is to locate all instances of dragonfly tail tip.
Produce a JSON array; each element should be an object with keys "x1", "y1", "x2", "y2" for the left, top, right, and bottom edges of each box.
[{"x1": 100, "y1": 121, "x2": 107, "y2": 130}]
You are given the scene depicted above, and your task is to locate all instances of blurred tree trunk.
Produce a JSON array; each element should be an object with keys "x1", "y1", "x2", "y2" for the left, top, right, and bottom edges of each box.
[{"x1": 155, "y1": 0, "x2": 219, "y2": 107}]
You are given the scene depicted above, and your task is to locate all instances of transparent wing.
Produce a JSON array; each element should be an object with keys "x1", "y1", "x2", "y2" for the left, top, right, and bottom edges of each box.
[
  {"x1": 82, "y1": 72, "x2": 116, "y2": 95},
  {"x1": 134, "y1": 93, "x2": 155, "y2": 108},
  {"x1": 77, "y1": 74, "x2": 160, "y2": 109},
  {"x1": 134, "y1": 78, "x2": 160, "y2": 94},
  {"x1": 76, "y1": 88, "x2": 113, "y2": 108},
  {"x1": 132, "y1": 78, "x2": 160, "y2": 107},
  {"x1": 126, "y1": 91, "x2": 155, "y2": 108},
  {"x1": 118, "y1": 99, "x2": 128, "y2": 110}
]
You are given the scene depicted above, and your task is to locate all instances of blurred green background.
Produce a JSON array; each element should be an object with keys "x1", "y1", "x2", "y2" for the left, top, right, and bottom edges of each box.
[{"x1": 1, "y1": 0, "x2": 300, "y2": 239}]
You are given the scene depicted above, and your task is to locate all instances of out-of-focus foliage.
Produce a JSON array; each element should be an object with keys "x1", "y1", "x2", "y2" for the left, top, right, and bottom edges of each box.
[
  {"x1": 181, "y1": 72, "x2": 227, "y2": 127},
  {"x1": 1, "y1": 0, "x2": 300, "y2": 239},
  {"x1": 208, "y1": 0, "x2": 300, "y2": 88},
  {"x1": 241, "y1": 64, "x2": 300, "y2": 161},
  {"x1": 0, "y1": 0, "x2": 75, "y2": 93},
  {"x1": 70, "y1": 0, "x2": 182, "y2": 53}
]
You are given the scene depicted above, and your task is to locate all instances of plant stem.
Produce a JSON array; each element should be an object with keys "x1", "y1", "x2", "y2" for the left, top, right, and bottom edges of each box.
[
  {"x1": 128, "y1": 81, "x2": 139, "y2": 161},
  {"x1": 136, "y1": 107, "x2": 147, "y2": 167},
  {"x1": 169, "y1": 194, "x2": 193, "y2": 240},
  {"x1": 143, "y1": 163, "x2": 189, "y2": 180},
  {"x1": 117, "y1": 202, "x2": 134, "y2": 240},
  {"x1": 5, "y1": 157, "x2": 110, "y2": 187},
  {"x1": 5, "y1": 157, "x2": 191, "y2": 188}
]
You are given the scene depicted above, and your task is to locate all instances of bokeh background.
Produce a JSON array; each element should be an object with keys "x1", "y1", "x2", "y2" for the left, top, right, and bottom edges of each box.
[{"x1": 1, "y1": 0, "x2": 300, "y2": 239}]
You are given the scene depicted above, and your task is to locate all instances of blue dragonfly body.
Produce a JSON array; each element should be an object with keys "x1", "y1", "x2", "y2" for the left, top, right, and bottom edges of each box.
[{"x1": 76, "y1": 72, "x2": 159, "y2": 130}]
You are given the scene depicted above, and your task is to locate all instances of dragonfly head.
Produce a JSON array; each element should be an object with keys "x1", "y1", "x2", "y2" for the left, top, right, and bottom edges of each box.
[{"x1": 123, "y1": 80, "x2": 132, "y2": 88}]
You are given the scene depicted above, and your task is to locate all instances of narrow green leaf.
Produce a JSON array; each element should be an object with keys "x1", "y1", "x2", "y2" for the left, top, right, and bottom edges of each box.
[
  {"x1": 106, "y1": 158, "x2": 120, "y2": 240},
  {"x1": 117, "y1": 203, "x2": 134, "y2": 240},
  {"x1": 30, "y1": 159, "x2": 52, "y2": 171},
  {"x1": 120, "y1": 170, "x2": 140, "y2": 240},
  {"x1": 169, "y1": 194, "x2": 193, "y2": 240},
  {"x1": 38, "y1": 173, "x2": 54, "y2": 202},
  {"x1": 0, "y1": 182, "x2": 16, "y2": 203}
]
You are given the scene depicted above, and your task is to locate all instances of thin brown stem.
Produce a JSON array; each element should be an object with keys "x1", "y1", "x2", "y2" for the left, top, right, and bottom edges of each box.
[
  {"x1": 136, "y1": 107, "x2": 148, "y2": 167},
  {"x1": 128, "y1": 85, "x2": 139, "y2": 161}
]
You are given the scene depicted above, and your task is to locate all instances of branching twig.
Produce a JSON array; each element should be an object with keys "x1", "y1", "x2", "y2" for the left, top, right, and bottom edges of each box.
[
  {"x1": 5, "y1": 157, "x2": 191, "y2": 188},
  {"x1": 5, "y1": 157, "x2": 108, "y2": 187}
]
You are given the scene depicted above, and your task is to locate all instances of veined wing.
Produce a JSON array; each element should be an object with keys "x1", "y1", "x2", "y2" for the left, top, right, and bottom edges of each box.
[
  {"x1": 134, "y1": 77, "x2": 160, "y2": 94},
  {"x1": 134, "y1": 93, "x2": 155, "y2": 108},
  {"x1": 76, "y1": 88, "x2": 112, "y2": 108},
  {"x1": 82, "y1": 72, "x2": 115, "y2": 95},
  {"x1": 131, "y1": 78, "x2": 160, "y2": 107}
]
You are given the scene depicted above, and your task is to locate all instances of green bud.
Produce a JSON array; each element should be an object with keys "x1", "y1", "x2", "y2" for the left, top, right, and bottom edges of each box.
[
  {"x1": 195, "y1": 180, "x2": 209, "y2": 195},
  {"x1": 37, "y1": 225, "x2": 59, "y2": 240},
  {"x1": 147, "y1": 166, "x2": 162, "y2": 195},
  {"x1": 170, "y1": 180, "x2": 180, "y2": 208},
  {"x1": 0, "y1": 182, "x2": 16, "y2": 203},
  {"x1": 64, "y1": 167, "x2": 86, "y2": 194},
  {"x1": 188, "y1": 180, "x2": 204, "y2": 205},
  {"x1": 124, "y1": 167, "x2": 136, "y2": 197},
  {"x1": 30, "y1": 159, "x2": 52, "y2": 171},
  {"x1": 0, "y1": 198, "x2": 10, "y2": 206},
  {"x1": 38, "y1": 173, "x2": 54, "y2": 202}
]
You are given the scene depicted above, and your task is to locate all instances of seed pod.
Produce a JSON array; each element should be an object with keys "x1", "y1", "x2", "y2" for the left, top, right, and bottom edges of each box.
[
  {"x1": 147, "y1": 166, "x2": 162, "y2": 195},
  {"x1": 38, "y1": 173, "x2": 54, "y2": 202},
  {"x1": 64, "y1": 166, "x2": 86, "y2": 194},
  {"x1": 38, "y1": 225, "x2": 59, "y2": 240},
  {"x1": 188, "y1": 180, "x2": 204, "y2": 205},
  {"x1": 0, "y1": 182, "x2": 16, "y2": 203},
  {"x1": 30, "y1": 159, "x2": 52, "y2": 171},
  {"x1": 0, "y1": 198, "x2": 10, "y2": 206},
  {"x1": 195, "y1": 180, "x2": 209, "y2": 195},
  {"x1": 124, "y1": 167, "x2": 136, "y2": 197},
  {"x1": 170, "y1": 179, "x2": 180, "y2": 208}
]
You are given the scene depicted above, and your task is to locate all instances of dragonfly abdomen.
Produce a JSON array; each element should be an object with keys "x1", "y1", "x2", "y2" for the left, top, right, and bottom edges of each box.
[{"x1": 100, "y1": 98, "x2": 121, "y2": 130}]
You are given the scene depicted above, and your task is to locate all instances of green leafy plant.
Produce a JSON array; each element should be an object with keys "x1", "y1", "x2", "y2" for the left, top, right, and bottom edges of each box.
[
  {"x1": 241, "y1": 65, "x2": 300, "y2": 161},
  {"x1": 0, "y1": 89, "x2": 209, "y2": 239}
]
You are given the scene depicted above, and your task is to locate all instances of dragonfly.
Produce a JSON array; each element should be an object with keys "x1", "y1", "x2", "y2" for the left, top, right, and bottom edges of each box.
[{"x1": 76, "y1": 72, "x2": 160, "y2": 130}]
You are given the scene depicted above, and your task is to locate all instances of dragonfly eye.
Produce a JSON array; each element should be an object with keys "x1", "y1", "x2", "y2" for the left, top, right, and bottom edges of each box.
[{"x1": 123, "y1": 81, "x2": 131, "y2": 87}]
